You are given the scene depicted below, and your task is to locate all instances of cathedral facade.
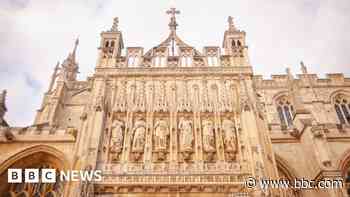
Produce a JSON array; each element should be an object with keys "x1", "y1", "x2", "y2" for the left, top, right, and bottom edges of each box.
[{"x1": 0, "y1": 8, "x2": 350, "y2": 197}]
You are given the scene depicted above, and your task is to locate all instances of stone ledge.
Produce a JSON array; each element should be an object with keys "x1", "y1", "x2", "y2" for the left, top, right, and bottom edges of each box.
[
  {"x1": 0, "y1": 127, "x2": 77, "y2": 143},
  {"x1": 95, "y1": 66, "x2": 253, "y2": 77},
  {"x1": 97, "y1": 173, "x2": 249, "y2": 185}
]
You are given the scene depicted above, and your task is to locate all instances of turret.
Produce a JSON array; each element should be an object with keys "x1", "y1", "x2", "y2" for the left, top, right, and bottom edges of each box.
[
  {"x1": 222, "y1": 16, "x2": 250, "y2": 66},
  {"x1": 96, "y1": 17, "x2": 124, "y2": 68}
]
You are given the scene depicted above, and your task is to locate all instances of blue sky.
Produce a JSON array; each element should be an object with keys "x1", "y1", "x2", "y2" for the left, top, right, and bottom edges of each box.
[{"x1": 0, "y1": 0, "x2": 349, "y2": 126}]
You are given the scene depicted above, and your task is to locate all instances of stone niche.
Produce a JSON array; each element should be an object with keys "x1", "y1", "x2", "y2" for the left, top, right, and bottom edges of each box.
[
  {"x1": 130, "y1": 113, "x2": 147, "y2": 162},
  {"x1": 152, "y1": 115, "x2": 170, "y2": 162},
  {"x1": 201, "y1": 115, "x2": 218, "y2": 163},
  {"x1": 178, "y1": 114, "x2": 195, "y2": 162},
  {"x1": 109, "y1": 114, "x2": 126, "y2": 163}
]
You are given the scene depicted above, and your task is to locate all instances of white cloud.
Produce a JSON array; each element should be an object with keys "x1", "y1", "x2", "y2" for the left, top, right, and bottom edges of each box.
[{"x1": 0, "y1": 0, "x2": 349, "y2": 126}]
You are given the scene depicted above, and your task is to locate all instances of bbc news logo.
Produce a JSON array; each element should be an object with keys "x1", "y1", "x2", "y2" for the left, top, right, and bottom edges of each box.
[{"x1": 8, "y1": 169, "x2": 102, "y2": 183}]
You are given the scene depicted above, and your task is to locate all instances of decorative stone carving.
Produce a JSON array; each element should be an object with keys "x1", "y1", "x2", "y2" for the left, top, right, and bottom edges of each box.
[
  {"x1": 222, "y1": 119, "x2": 237, "y2": 161},
  {"x1": 154, "y1": 119, "x2": 169, "y2": 151},
  {"x1": 179, "y1": 118, "x2": 193, "y2": 152},
  {"x1": 310, "y1": 123, "x2": 332, "y2": 168},
  {"x1": 136, "y1": 81, "x2": 146, "y2": 112},
  {"x1": 202, "y1": 119, "x2": 215, "y2": 152},
  {"x1": 132, "y1": 118, "x2": 146, "y2": 152},
  {"x1": 131, "y1": 117, "x2": 146, "y2": 161},
  {"x1": 179, "y1": 117, "x2": 193, "y2": 161},
  {"x1": 80, "y1": 166, "x2": 93, "y2": 197},
  {"x1": 80, "y1": 112, "x2": 88, "y2": 121},
  {"x1": 1, "y1": 127, "x2": 14, "y2": 141},
  {"x1": 66, "y1": 127, "x2": 78, "y2": 139},
  {"x1": 222, "y1": 119, "x2": 237, "y2": 152},
  {"x1": 110, "y1": 119, "x2": 124, "y2": 162},
  {"x1": 94, "y1": 95, "x2": 104, "y2": 112}
]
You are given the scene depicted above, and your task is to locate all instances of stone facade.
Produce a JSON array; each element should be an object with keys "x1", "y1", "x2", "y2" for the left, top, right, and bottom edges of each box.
[{"x1": 1, "y1": 8, "x2": 350, "y2": 197}]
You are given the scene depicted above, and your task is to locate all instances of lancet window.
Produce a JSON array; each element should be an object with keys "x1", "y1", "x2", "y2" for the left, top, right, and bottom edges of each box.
[
  {"x1": 334, "y1": 94, "x2": 350, "y2": 124},
  {"x1": 276, "y1": 96, "x2": 294, "y2": 127}
]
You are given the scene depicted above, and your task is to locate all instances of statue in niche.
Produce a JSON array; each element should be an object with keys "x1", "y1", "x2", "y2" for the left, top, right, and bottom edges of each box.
[
  {"x1": 179, "y1": 118, "x2": 193, "y2": 151},
  {"x1": 132, "y1": 117, "x2": 146, "y2": 153},
  {"x1": 222, "y1": 119, "x2": 237, "y2": 158},
  {"x1": 202, "y1": 119, "x2": 215, "y2": 152},
  {"x1": 94, "y1": 95, "x2": 104, "y2": 112},
  {"x1": 110, "y1": 119, "x2": 124, "y2": 161},
  {"x1": 154, "y1": 119, "x2": 169, "y2": 151}
]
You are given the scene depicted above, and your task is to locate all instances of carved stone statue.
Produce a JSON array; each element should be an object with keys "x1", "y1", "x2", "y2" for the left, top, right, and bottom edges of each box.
[
  {"x1": 94, "y1": 95, "x2": 104, "y2": 112},
  {"x1": 66, "y1": 127, "x2": 78, "y2": 139},
  {"x1": 202, "y1": 119, "x2": 215, "y2": 152},
  {"x1": 110, "y1": 119, "x2": 124, "y2": 154},
  {"x1": 179, "y1": 118, "x2": 193, "y2": 152},
  {"x1": 222, "y1": 119, "x2": 237, "y2": 152},
  {"x1": 132, "y1": 118, "x2": 146, "y2": 153},
  {"x1": 154, "y1": 119, "x2": 169, "y2": 151}
]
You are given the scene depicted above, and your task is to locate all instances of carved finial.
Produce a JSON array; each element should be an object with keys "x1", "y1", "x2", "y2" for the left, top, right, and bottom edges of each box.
[
  {"x1": 0, "y1": 90, "x2": 6, "y2": 104},
  {"x1": 228, "y1": 16, "x2": 236, "y2": 31},
  {"x1": 55, "y1": 61, "x2": 60, "y2": 70},
  {"x1": 300, "y1": 61, "x2": 308, "y2": 74},
  {"x1": 72, "y1": 37, "x2": 79, "y2": 56},
  {"x1": 61, "y1": 38, "x2": 79, "y2": 81},
  {"x1": 48, "y1": 62, "x2": 60, "y2": 92},
  {"x1": 166, "y1": 7, "x2": 180, "y2": 33},
  {"x1": 286, "y1": 67, "x2": 293, "y2": 80},
  {"x1": 111, "y1": 17, "x2": 119, "y2": 31}
]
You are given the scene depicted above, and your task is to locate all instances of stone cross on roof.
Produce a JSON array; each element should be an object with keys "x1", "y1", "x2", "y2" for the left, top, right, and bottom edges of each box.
[
  {"x1": 228, "y1": 16, "x2": 237, "y2": 31},
  {"x1": 166, "y1": 7, "x2": 180, "y2": 32},
  {"x1": 300, "y1": 61, "x2": 308, "y2": 74},
  {"x1": 286, "y1": 67, "x2": 293, "y2": 80},
  {"x1": 111, "y1": 17, "x2": 119, "y2": 31}
]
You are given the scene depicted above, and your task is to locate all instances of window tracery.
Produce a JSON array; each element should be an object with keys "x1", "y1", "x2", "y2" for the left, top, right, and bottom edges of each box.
[
  {"x1": 154, "y1": 56, "x2": 166, "y2": 67},
  {"x1": 207, "y1": 56, "x2": 218, "y2": 67},
  {"x1": 127, "y1": 56, "x2": 139, "y2": 67},
  {"x1": 334, "y1": 94, "x2": 350, "y2": 124},
  {"x1": 231, "y1": 40, "x2": 236, "y2": 47},
  {"x1": 4, "y1": 165, "x2": 63, "y2": 197},
  {"x1": 180, "y1": 56, "x2": 192, "y2": 67},
  {"x1": 276, "y1": 96, "x2": 294, "y2": 128},
  {"x1": 345, "y1": 169, "x2": 350, "y2": 196}
]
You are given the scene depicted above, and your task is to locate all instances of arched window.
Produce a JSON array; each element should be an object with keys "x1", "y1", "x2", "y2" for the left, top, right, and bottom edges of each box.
[
  {"x1": 104, "y1": 40, "x2": 110, "y2": 48},
  {"x1": 1, "y1": 153, "x2": 64, "y2": 197},
  {"x1": 110, "y1": 40, "x2": 115, "y2": 47},
  {"x1": 345, "y1": 169, "x2": 350, "y2": 196},
  {"x1": 231, "y1": 40, "x2": 236, "y2": 48},
  {"x1": 341, "y1": 153, "x2": 350, "y2": 196},
  {"x1": 334, "y1": 94, "x2": 350, "y2": 124},
  {"x1": 180, "y1": 56, "x2": 192, "y2": 67},
  {"x1": 237, "y1": 40, "x2": 242, "y2": 47},
  {"x1": 276, "y1": 96, "x2": 294, "y2": 128},
  {"x1": 128, "y1": 56, "x2": 139, "y2": 67},
  {"x1": 154, "y1": 56, "x2": 166, "y2": 67}
]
